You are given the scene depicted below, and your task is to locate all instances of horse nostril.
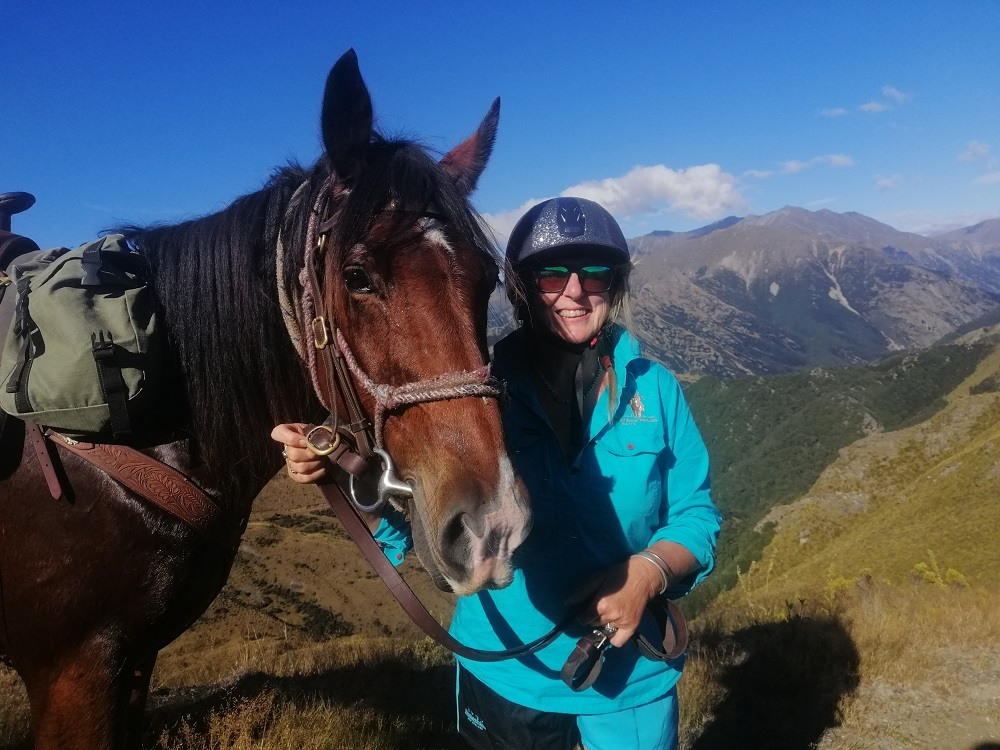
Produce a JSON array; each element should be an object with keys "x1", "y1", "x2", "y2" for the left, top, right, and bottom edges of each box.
[{"x1": 441, "y1": 513, "x2": 473, "y2": 569}]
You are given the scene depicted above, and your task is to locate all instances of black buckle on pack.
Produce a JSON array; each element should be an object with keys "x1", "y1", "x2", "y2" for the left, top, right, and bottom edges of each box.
[{"x1": 91, "y1": 330, "x2": 115, "y2": 360}]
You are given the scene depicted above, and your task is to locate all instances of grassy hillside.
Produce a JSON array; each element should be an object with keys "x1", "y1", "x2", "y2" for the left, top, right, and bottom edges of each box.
[
  {"x1": 737, "y1": 369, "x2": 1000, "y2": 599},
  {"x1": 684, "y1": 356, "x2": 1000, "y2": 748},
  {"x1": 682, "y1": 340, "x2": 996, "y2": 610}
]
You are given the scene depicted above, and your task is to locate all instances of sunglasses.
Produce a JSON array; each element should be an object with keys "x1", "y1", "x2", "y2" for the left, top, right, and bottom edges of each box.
[{"x1": 533, "y1": 264, "x2": 615, "y2": 294}]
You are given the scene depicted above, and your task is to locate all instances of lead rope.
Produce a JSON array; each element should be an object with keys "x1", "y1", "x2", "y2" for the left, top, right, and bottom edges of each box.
[{"x1": 276, "y1": 181, "x2": 312, "y2": 362}]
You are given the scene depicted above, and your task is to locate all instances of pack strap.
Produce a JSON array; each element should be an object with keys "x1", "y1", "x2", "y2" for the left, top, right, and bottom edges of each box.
[
  {"x1": 6, "y1": 276, "x2": 36, "y2": 413},
  {"x1": 91, "y1": 331, "x2": 131, "y2": 438},
  {"x1": 44, "y1": 429, "x2": 233, "y2": 549},
  {"x1": 80, "y1": 239, "x2": 104, "y2": 286},
  {"x1": 26, "y1": 422, "x2": 64, "y2": 501}
]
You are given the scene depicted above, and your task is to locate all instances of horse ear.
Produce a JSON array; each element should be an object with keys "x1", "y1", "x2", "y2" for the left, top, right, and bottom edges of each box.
[
  {"x1": 321, "y1": 49, "x2": 373, "y2": 182},
  {"x1": 440, "y1": 98, "x2": 500, "y2": 196}
]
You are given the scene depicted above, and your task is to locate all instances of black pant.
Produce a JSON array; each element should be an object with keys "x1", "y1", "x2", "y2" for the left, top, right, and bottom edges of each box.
[{"x1": 457, "y1": 665, "x2": 580, "y2": 750}]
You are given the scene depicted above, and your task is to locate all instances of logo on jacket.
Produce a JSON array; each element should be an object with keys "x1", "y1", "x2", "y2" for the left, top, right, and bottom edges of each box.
[
  {"x1": 630, "y1": 392, "x2": 645, "y2": 418},
  {"x1": 620, "y1": 390, "x2": 656, "y2": 426},
  {"x1": 556, "y1": 198, "x2": 585, "y2": 237}
]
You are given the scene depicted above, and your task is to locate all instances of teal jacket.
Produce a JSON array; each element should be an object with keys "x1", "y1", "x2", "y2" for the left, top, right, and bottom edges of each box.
[{"x1": 377, "y1": 325, "x2": 721, "y2": 714}]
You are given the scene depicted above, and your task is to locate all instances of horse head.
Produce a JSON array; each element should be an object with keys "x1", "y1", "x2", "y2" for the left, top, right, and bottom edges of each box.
[{"x1": 305, "y1": 50, "x2": 530, "y2": 595}]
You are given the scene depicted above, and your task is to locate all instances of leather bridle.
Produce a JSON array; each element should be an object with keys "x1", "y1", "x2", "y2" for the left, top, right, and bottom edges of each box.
[{"x1": 290, "y1": 177, "x2": 502, "y2": 512}]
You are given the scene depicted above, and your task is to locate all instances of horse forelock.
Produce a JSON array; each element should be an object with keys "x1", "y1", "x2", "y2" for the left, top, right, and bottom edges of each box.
[{"x1": 331, "y1": 140, "x2": 499, "y2": 272}]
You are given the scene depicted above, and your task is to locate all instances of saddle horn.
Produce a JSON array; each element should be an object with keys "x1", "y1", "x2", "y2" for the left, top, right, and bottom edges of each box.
[{"x1": 0, "y1": 192, "x2": 40, "y2": 272}]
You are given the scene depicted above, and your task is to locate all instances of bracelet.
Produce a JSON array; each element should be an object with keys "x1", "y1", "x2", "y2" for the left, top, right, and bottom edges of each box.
[
  {"x1": 631, "y1": 551, "x2": 669, "y2": 595},
  {"x1": 641, "y1": 548, "x2": 678, "y2": 583}
]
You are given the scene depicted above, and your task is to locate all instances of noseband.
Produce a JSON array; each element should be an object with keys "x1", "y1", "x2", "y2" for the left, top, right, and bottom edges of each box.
[{"x1": 279, "y1": 178, "x2": 502, "y2": 511}]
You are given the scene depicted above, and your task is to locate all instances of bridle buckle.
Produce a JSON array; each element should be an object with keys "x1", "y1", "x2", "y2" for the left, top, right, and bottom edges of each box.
[
  {"x1": 311, "y1": 316, "x2": 329, "y2": 349},
  {"x1": 305, "y1": 424, "x2": 341, "y2": 456}
]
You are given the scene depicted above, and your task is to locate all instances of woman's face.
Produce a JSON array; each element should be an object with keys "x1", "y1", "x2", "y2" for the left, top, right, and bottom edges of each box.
[{"x1": 527, "y1": 255, "x2": 613, "y2": 346}]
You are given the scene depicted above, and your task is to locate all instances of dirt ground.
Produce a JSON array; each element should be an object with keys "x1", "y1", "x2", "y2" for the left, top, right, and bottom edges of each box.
[{"x1": 817, "y1": 643, "x2": 1000, "y2": 750}]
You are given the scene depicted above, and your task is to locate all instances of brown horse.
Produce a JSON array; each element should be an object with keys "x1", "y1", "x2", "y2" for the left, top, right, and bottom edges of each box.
[{"x1": 0, "y1": 50, "x2": 530, "y2": 749}]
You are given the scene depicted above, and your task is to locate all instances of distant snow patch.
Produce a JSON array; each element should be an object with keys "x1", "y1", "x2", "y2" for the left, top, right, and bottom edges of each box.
[{"x1": 770, "y1": 282, "x2": 780, "y2": 297}]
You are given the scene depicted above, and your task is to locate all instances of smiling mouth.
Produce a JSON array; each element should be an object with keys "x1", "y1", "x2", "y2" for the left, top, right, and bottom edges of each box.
[{"x1": 557, "y1": 309, "x2": 589, "y2": 318}]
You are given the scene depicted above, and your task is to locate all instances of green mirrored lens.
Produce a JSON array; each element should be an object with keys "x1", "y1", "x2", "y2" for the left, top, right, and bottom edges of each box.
[{"x1": 579, "y1": 266, "x2": 613, "y2": 292}]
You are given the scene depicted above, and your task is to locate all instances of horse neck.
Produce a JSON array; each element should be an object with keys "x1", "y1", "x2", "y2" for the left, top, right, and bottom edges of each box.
[{"x1": 142, "y1": 182, "x2": 322, "y2": 508}]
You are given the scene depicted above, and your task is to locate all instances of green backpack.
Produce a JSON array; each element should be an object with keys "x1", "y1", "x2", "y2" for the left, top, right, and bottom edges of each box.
[{"x1": 0, "y1": 234, "x2": 161, "y2": 437}]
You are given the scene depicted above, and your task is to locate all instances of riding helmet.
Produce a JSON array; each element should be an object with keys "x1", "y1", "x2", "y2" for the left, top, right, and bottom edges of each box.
[{"x1": 505, "y1": 197, "x2": 630, "y2": 268}]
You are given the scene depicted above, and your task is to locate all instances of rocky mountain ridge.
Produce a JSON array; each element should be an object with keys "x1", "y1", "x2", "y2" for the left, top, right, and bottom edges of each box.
[{"x1": 627, "y1": 208, "x2": 1000, "y2": 377}]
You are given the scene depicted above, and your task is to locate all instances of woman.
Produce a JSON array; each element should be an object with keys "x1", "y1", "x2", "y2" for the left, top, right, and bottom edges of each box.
[{"x1": 274, "y1": 197, "x2": 721, "y2": 750}]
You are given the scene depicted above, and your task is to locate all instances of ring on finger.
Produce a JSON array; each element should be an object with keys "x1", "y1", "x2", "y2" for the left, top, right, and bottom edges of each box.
[
  {"x1": 601, "y1": 623, "x2": 618, "y2": 637},
  {"x1": 282, "y1": 447, "x2": 288, "y2": 459}
]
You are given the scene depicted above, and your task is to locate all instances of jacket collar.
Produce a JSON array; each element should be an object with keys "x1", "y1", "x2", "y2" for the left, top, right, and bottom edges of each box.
[{"x1": 494, "y1": 324, "x2": 643, "y2": 406}]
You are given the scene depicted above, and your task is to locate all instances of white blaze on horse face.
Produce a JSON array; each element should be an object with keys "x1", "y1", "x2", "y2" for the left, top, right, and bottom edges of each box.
[
  {"x1": 417, "y1": 217, "x2": 452, "y2": 254},
  {"x1": 449, "y1": 454, "x2": 529, "y2": 595}
]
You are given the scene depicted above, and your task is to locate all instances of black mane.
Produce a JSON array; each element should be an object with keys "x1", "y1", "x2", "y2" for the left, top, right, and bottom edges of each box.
[{"x1": 118, "y1": 137, "x2": 497, "y2": 499}]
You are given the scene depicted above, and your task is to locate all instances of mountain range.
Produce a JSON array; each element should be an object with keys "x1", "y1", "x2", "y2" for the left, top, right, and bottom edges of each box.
[{"x1": 627, "y1": 207, "x2": 1000, "y2": 378}]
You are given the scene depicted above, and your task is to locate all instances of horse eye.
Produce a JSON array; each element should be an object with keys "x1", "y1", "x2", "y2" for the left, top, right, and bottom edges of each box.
[{"x1": 343, "y1": 266, "x2": 375, "y2": 294}]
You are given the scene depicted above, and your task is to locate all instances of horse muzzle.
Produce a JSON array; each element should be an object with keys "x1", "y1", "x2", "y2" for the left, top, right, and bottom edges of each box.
[{"x1": 409, "y1": 455, "x2": 531, "y2": 596}]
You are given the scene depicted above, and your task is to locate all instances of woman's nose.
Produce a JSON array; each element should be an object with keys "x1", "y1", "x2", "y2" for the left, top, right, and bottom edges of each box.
[{"x1": 563, "y1": 271, "x2": 584, "y2": 297}]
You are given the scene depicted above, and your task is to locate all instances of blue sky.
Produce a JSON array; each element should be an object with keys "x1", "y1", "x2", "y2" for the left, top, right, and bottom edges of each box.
[{"x1": 4, "y1": 1, "x2": 999, "y2": 250}]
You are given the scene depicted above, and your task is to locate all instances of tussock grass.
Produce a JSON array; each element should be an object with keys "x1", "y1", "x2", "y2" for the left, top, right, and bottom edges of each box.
[
  {"x1": 154, "y1": 691, "x2": 458, "y2": 750},
  {"x1": 147, "y1": 638, "x2": 460, "y2": 750},
  {"x1": 0, "y1": 663, "x2": 29, "y2": 749},
  {"x1": 6, "y1": 578, "x2": 995, "y2": 749}
]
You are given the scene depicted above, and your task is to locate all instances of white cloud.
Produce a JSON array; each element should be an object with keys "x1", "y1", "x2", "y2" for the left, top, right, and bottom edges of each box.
[
  {"x1": 959, "y1": 140, "x2": 991, "y2": 162},
  {"x1": 562, "y1": 163, "x2": 744, "y2": 220},
  {"x1": 743, "y1": 169, "x2": 774, "y2": 179},
  {"x1": 882, "y1": 86, "x2": 911, "y2": 103},
  {"x1": 779, "y1": 154, "x2": 855, "y2": 174},
  {"x1": 975, "y1": 171, "x2": 1000, "y2": 185},
  {"x1": 481, "y1": 163, "x2": 746, "y2": 243},
  {"x1": 830, "y1": 87, "x2": 910, "y2": 118},
  {"x1": 826, "y1": 154, "x2": 855, "y2": 168},
  {"x1": 874, "y1": 174, "x2": 903, "y2": 191}
]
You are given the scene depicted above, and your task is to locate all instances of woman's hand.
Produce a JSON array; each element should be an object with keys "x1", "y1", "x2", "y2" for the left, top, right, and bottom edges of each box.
[
  {"x1": 565, "y1": 556, "x2": 662, "y2": 648},
  {"x1": 270, "y1": 423, "x2": 328, "y2": 484}
]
